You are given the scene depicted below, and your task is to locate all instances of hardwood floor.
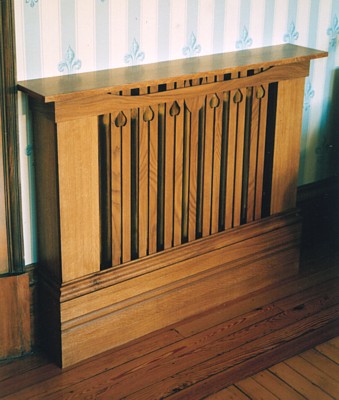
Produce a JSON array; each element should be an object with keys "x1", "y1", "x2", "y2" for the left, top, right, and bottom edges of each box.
[
  {"x1": 0, "y1": 181, "x2": 338, "y2": 399},
  {"x1": 208, "y1": 337, "x2": 339, "y2": 399},
  {"x1": 0, "y1": 245, "x2": 338, "y2": 399}
]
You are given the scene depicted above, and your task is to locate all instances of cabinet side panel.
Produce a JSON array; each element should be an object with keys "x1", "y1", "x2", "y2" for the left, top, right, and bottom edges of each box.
[
  {"x1": 32, "y1": 107, "x2": 61, "y2": 281},
  {"x1": 271, "y1": 78, "x2": 305, "y2": 214},
  {"x1": 57, "y1": 117, "x2": 100, "y2": 281}
]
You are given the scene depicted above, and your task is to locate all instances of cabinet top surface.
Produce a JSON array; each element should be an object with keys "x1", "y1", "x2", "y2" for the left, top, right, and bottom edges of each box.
[{"x1": 18, "y1": 44, "x2": 327, "y2": 103}]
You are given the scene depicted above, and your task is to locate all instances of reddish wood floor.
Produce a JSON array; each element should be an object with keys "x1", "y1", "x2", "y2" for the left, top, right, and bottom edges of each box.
[
  {"x1": 0, "y1": 240, "x2": 338, "y2": 399},
  {"x1": 208, "y1": 336, "x2": 339, "y2": 399}
]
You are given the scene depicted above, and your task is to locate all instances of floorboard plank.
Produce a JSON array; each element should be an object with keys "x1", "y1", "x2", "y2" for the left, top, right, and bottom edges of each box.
[
  {"x1": 124, "y1": 308, "x2": 339, "y2": 399},
  {"x1": 29, "y1": 303, "x2": 283, "y2": 400},
  {"x1": 175, "y1": 267, "x2": 338, "y2": 337},
  {"x1": 0, "y1": 328, "x2": 182, "y2": 399},
  {"x1": 0, "y1": 214, "x2": 337, "y2": 400},
  {"x1": 316, "y1": 337, "x2": 339, "y2": 364},
  {"x1": 300, "y1": 349, "x2": 339, "y2": 382},
  {"x1": 269, "y1": 362, "x2": 333, "y2": 400},
  {"x1": 235, "y1": 376, "x2": 279, "y2": 399},
  {"x1": 205, "y1": 385, "x2": 251, "y2": 399},
  {"x1": 0, "y1": 354, "x2": 48, "y2": 382},
  {"x1": 252, "y1": 370, "x2": 305, "y2": 400},
  {"x1": 284, "y1": 355, "x2": 339, "y2": 398}
]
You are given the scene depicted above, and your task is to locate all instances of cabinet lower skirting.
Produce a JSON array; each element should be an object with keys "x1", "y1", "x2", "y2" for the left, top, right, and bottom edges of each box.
[{"x1": 39, "y1": 211, "x2": 300, "y2": 367}]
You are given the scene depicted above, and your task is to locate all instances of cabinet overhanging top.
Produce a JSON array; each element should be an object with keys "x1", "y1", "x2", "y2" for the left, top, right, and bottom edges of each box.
[{"x1": 18, "y1": 44, "x2": 327, "y2": 104}]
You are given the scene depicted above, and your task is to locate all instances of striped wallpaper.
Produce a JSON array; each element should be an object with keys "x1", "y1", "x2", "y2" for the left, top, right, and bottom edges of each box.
[{"x1": 14, "y1": 0, "x2": 339, "y2": 264}]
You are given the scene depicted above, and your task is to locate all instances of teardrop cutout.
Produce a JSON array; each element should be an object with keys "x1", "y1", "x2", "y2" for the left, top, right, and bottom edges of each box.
[
  {"x1": 143, "y1": 106, "x2": 154, "y2": 122},
  {"x1": 209, "y1": 94, "x2": 220, "y2": 109},
  {"x1": 256, "y1": 85, "x2": 265, "y2": 99},
  {"x1": 233, "y1": 89, "x2": 243, "y2": 104},
  {"x1": 170, "y1": 101, "x2": 181, "y2": 117},
  {"x1": 115, "y1": 111, "x2": 127, "y2": 127}
]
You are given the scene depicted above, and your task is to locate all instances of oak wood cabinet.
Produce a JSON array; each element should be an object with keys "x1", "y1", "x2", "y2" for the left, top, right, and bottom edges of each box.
[{"x1": 18, "y1": 44, "x2": 327, "y2": 367}]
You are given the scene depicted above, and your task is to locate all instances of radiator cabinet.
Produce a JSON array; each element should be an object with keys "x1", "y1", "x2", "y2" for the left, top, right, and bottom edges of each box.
[{"x1": 18, "y1": 44, "x2": 327, "y2": 367}]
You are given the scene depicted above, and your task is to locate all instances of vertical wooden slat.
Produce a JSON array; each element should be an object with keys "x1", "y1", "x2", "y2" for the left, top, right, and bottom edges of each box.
[
  {"x1": 57, "y1": 117, "x2": 100, "y2": 281},
  {"x1": 255, "y1": 84, "x2": 269, "y2": 220},
  {"x1": 111, "y1": 111, "x2": 122, "y2": 266},
  {"x1": 233, "y1": 87, "x2": 246, "y2": 227},
  {"x1": 246, "y1": 87, "x2": 260, "y2": 223},
  {"x1": 121, "y1": 109, "x2": 132, "y2": 263},
  {"x1": 211, "y1": 88, "x2": 223, "y2": 234},
  {"x1": 225, "y1": 90, "x2": 237, "y2": 230},
  {"x1": 185, "y1": 96, "x2": 205, "y2": 242},
  {"x1": 173, "y1": 82, "x2": 185, "y2": 246},
  {"x1": 99, "y1": 114, "x2": 112, "y2": 268},
  {"x1": 271, "y1": 78, "x2": 305, "y2": 214},
  {"x1": 182, "y1": 82, "x2": 191, "y2": 243},
  {"x1": 158, "y1": 101, "x2": 166, "y2": 251},
  {"x1": 202, "y1": 81, "x2": 217, "y2": 237},
  {"x1": 131, "y1": 104, "x2": 139, "y2": 260},
  {"x1": 138, "y1": 88, "x2": 149, "y2": 258},
  {"x1": 164, "y1": 83, "x2": 175, "y2": 250},
  {"x1": 148, "y1": 89, "x2": 158, "y2": 255}
]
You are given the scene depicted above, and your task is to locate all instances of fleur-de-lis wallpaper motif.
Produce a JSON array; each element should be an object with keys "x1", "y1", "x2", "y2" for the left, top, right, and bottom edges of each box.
[
  {"x1": 236, "y1": 26, "x2": 253, "y2": 50},
  {"x1": 26, "y1": 0, "x2": 38, "y2": 7},
  {"x1": 183, "y1": 32, "x2": 201, "y2": 57},
  {"x1": 304, "y1": 79, "x2": 315, "y2": 111},
  {"x1": 283, "y1": 22, "x2": 299, "y2": 43},
  {"x1": 327, "y1": 15, "x2": 339, "y2": 50},
  {"x1": 58, "y1": 46, "x2": 82, "y2": 74},
  {"x1": 124, "y1": 38, "x2": 145, "y2": 66}
]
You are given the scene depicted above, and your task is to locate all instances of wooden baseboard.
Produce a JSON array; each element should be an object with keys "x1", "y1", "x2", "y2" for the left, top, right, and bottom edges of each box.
[
  {"x1": 38, "y1": 211, "x2": 301, "y2": 367},
  {"x1": 0, "y1": 273, "x2": 31, "y2": 360}
]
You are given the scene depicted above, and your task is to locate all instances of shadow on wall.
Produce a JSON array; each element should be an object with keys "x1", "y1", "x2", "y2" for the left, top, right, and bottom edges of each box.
[
  {"x1": 328, "y1": 68, "x2": 339, "y2": 177},
  {"x1": 328, "y1": 68, "x2": 339, "y2": 246}
]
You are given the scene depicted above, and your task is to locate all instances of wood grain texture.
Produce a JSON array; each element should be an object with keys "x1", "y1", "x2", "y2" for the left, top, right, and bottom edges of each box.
[
  {"x1": 271, "y1": 78, "x2": 305, "y2": 214},
  {"x1": 255, "y1": 84, "x2": 269, "y2": 220},
  {"x1": 16, "y1": 45, "x2": 327, "y2": 368},
  {"x1": 148, "y1": 89, "x2": 159, "y2": 255},
  {"x1": 269, "y1": 361, "x2": 334, "y2": 400},
  {"x1": 0, "y1": 231, "x2": 337, "y2": 397},
  {"x1": 316, "y1": 336, "x2": 339, "y2": 364},
  {"x1": 233, "y1": 88, "x2": 246, "y2": 227},
  {"x1": 111, "y1": 112, "x2": 122, "y2": 266},
  {"x1": 164, "y1": 96, "x2": 175, "y2": 249},
  {"x1": 51, "y1": 62, "x2": 310, "y2": 124},
  {"x1": 57, "y1": 117, "x2": 100, "y2": 281},
  {"x1": 0, "y1": 0, "x2": 24, "y2": 274},
  {"x1": 0, "y1": 110, "x2": 9, "y2": 273},
  {"x1": 138, "y1": 91, "x2": 149, "y2": 257},
  {"x1": 18, "y1": 45, "x2": 326, "y2": 103},
  {"x1": 0, "y1": 274, "x2": 30, "y2": 359},
  {"x1": 251, "y1": 370, "x2": 305, "y2": 400},
  {"x1": 121, "y1": 109, "x2": 132, "y2": 262},
  {"x1": 31, "y1": 105, "x2": 61, "y2": 281},
  {"x1": 56, "y1": 212, "x2": 300, "y2": 366},
  {"x1": 0, "y1": 188, "x2": 336, "y2": 398}
]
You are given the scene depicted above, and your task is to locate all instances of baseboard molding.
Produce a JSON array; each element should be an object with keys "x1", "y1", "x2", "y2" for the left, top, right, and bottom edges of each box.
[{"x1": 38, "y1": 211, "x2": 301, "y2": 367}]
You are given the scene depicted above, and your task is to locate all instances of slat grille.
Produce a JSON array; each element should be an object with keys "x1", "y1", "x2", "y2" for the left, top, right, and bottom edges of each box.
[{"x1": 99, "y1": 72, "x2": 274, "y2": 268}]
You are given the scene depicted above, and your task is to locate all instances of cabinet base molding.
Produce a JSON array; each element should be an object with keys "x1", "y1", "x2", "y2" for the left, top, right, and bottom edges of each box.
[{"x1": 39, "y1": 211, "x2": 301, "y2": 368}]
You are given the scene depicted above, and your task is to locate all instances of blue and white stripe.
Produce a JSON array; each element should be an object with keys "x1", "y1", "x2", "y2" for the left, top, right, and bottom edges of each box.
[{"x1": 14, "y1": 0, "x2": 339, "y2": 265}]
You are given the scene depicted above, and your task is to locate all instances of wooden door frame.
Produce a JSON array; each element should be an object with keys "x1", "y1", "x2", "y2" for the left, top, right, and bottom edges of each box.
[{"x1": 0, "y1": 0, "x2": 24, "y2": 274}]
